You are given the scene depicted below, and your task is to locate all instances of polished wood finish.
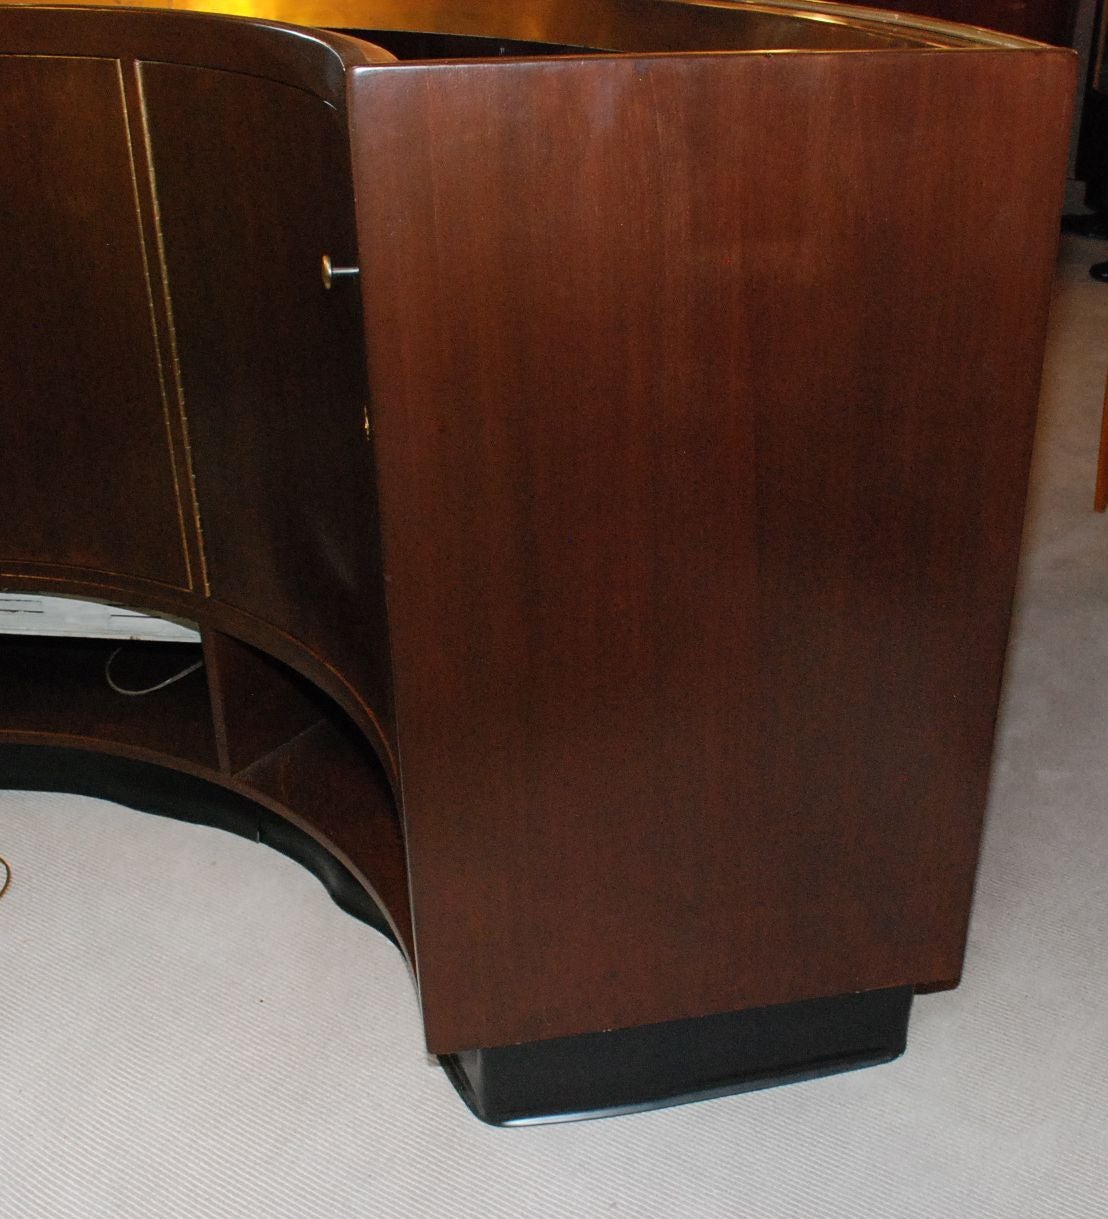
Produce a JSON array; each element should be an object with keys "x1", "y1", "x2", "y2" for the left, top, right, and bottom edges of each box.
[
  {"x1": 352, "y1": 49, "x2": 1071, "y2": 1050},
  {"x1": 0, "y1": 54, "x2": 191, "y2": 587},
  {"x1": 0, "y1": 4, "x2": 1071, "y2": 1081},
  {"x1": 0, "y1": 0, "x2": 1048, "y2": 50},
  {"x1": 140, "y1": 58, "x2": 396, "y2": 752}
]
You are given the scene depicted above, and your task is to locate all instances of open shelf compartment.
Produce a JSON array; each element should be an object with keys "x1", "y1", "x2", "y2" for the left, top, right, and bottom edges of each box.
[{"x1": 0, "y1": 633, "x2": 217, "y2": 768}]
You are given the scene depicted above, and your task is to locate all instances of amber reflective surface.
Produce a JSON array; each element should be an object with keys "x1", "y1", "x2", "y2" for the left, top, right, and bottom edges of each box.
[{"x1": 3, "y1": 0, "x2": 1041, "y2": 51}]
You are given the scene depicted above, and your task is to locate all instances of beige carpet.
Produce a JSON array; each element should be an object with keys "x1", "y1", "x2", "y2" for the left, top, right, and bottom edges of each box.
[{"x1": 2, "y1": 235, "x2": 1107, "y2": 1217}]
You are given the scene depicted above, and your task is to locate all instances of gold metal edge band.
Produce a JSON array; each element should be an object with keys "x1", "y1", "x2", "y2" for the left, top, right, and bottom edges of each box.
[{"x1": 133, "y1": 59, "x2": 212, "y2": 596}]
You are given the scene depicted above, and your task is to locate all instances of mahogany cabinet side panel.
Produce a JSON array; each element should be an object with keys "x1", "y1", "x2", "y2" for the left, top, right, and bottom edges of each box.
[{"x1": 350, "y1": 50, "x2": 1072, "y2": 1052}]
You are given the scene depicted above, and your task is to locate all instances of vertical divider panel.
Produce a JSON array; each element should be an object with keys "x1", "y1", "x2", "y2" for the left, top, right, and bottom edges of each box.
[{"x1": 202, "y1": 629, "x2": 324, "y2": 775}]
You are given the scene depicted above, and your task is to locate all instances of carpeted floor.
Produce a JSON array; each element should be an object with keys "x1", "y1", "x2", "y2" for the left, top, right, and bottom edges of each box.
[{"x1": 2, "y1": 235, "x2": 1107, "y2": 1218}]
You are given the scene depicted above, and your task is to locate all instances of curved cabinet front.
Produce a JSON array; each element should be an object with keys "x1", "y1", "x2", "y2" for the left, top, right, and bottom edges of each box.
[
  {"x1": 0, "y1": 53, "x2": 193, "y2": 590},
  {"x1": 140, "y1": 61, "x2": 394, "y2": 748},
  {"x1": 0, "y1": 21, "x2": 397, "y2": 771}
]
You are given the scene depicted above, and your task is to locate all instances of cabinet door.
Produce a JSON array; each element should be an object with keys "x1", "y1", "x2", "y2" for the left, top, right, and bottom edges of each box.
[
  {"x1": 0, "y1": 55, "x2": 191, "y2": 588},
  {"x1": 140, "y1": 64, "x2": 392, "y2": 737}
]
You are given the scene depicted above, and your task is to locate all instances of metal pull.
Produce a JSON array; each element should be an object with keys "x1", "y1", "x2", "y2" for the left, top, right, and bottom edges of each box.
[{"x1": 321, "y1": 254, "x2": 359, "y2": 290}]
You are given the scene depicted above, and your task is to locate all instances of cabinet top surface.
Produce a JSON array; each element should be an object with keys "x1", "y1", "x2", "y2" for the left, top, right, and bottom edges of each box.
[{"x1": 0, "y1": 0, "x2": 1057, "y2": 53}]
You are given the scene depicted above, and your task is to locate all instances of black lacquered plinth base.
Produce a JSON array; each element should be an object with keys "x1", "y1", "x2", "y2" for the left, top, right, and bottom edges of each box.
[{"x1": 441, "y1": 986, "x2": 912, "y2": 1126}]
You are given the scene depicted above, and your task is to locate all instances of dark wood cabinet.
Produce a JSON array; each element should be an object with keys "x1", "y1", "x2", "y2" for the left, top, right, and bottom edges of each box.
[{"x1": 0, "y1": 2, "x2": 1074, "y2": 1125}]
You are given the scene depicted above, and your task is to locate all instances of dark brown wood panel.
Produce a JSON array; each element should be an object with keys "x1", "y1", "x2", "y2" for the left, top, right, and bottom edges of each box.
[
  {"x1": 203, "y1": 629, "x2": 327, "y2": 774},
  {"x1": 139, "y1": 62, "x2": 395, "y2": 754},
  {"x1": 350, "y1": 49, "x2": 1072, "y2": 1052},
  {"x1": 0, "y1": 55, "x2": 191, "y2": 587}
]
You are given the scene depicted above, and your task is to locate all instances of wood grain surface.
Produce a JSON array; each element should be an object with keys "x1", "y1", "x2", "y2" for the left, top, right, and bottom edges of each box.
[
  {"x1": 351, "y1": 49, "x2": 1073, "y2": 1050},
  {"x1": 0, "y1": 55, "x2": 190, "y2": 587},
  {"x1": 140, "y1": 60, "x2": 396, "y2": 755}
]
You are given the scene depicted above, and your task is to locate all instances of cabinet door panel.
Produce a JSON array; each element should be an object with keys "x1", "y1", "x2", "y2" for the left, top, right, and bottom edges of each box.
[
  {"x1": 0, "y1": 55, "x2": 190, "y2": 587},
  {"x1": 141, "y1": 64, "x2": 393, "y2": 739}
]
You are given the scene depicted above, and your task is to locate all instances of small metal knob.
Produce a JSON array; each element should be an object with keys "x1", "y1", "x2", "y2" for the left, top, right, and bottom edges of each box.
[{"x1": 321, "y1": 254, "x2": 359, "y2": 290}]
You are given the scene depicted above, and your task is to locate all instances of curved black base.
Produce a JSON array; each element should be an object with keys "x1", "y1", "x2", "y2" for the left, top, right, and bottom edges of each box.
[
  {"x1": 441, "y1": 986, "x2": 912, "y2": 1126},
  {"x1": 0, "y1": 742, "x2": 398, "y2": 946}
]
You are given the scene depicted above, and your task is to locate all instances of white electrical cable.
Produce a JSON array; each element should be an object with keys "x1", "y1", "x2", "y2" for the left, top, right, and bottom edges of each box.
[{"x1": 104, "y1": 647, "x2": 204, "y2": 697}]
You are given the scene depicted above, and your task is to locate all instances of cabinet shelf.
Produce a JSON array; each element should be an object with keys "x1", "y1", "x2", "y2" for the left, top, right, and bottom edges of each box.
[
  {"x1": 0, "y1": 635, "x2": 217, "y2": 768},
  {"x1": 202, "y1": 628, "x2": 411, "y2": 950},
  {"x1": 237, "y1": 717, "x2": 411, "y2": 953},
  {"x1": 0, "y1": 629, "x2": 411, "y2": 952}
]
